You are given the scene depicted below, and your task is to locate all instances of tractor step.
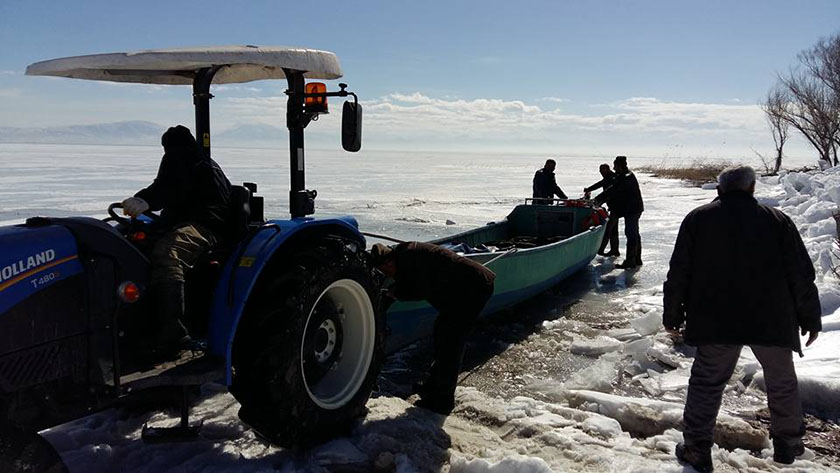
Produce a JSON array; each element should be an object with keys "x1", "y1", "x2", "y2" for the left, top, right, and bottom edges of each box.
[
  {"x1": 120, "y1": 350, "x2": 224, "y2": 392},
  {"x1": 141, "y1": 385, "x2": 203, "y2": 443}
]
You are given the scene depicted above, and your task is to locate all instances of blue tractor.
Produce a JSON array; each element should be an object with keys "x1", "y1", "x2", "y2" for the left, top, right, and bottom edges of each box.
[{"x1": 0, "y1": 46, "x2": 384, "y2": 455}]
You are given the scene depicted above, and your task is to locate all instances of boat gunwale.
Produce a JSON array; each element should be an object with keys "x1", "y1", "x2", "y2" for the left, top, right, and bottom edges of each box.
[{"x1": 434, "y1": 218, "x2": 608, "y2": 261}]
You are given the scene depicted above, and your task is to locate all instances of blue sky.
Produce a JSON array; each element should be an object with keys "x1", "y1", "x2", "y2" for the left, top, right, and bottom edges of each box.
[{"x1": 1, "y1": 0, "x2": 838, "y2": 158}]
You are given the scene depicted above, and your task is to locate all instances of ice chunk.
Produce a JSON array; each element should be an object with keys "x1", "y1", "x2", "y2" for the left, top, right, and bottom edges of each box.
[
  {"x1": 635, "y1": 375, "x2": 661, "y2": 396},
  {"x1": 566, "y1": 390, "x2": 768, "y2": 450},
  {"x1": 581, "y1": 416, "x2": 623, "y2": 439},
  {"x1": 605, "y1": 327, "x2": 642, "y2": 342},
  {"x1": 629, "y1": 312, "x2": 661, "y2": 336},
  {"x1": 649, "y1": 346, "x2": 684, "y2": 369},
  {"x1": 825, "y1": 184, "x2": 840, "y2": 206},
  {"x1": 570, "y1": 336, "x2": 622, "y2": 356},
  {"x1": 658, "y1": 367, "x2": 691, "y2": 392},
  {"x1": 622, "y1": 337, "x2": 653, "y2": 360},
  {"x1": 565, "y1": 357, "x2": 618, "y2": 392},
  {"x1": 450, "y1": 454, "x2": 553, "y2": 473}
]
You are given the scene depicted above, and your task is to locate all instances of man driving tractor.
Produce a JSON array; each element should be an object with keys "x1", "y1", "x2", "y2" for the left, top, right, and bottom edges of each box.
[{"x1": 121, "y1": 125, "x2": 232, "y2": 355}]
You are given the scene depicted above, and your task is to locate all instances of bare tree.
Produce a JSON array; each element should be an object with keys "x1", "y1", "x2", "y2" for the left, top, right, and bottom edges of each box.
[
  {"x1": 778, "y1": 34, "x2": 840, "y2": 167},
  {"x1": 760, "y1": 86, "x2": 790, "y2": 174},
  {"x1": 779, "y1": 69, "x2": 840, "y2": 166},
  {"x1": 800, "y1": 35, "x2": 840, "y2": 97}
]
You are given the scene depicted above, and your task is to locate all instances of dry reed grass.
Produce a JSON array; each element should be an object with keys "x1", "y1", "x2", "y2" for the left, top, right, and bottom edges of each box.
[{"x1": 637, "y1": 160, "x2": 733, "y2": 186}]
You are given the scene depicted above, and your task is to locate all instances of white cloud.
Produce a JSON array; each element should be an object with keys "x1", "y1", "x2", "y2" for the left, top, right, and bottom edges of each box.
[
  {"x1": 0, "y1": 70, "x2": 17, "y2": 76},
  {"x1": 116, "y1": 90, "x2": 774, "y2": 156},
  {"x1": 538, "y1": 97, "x2": 570, "y2": 104},
  {"x1": 213, "y1": 84, "x2": 263, "y2": 94}
]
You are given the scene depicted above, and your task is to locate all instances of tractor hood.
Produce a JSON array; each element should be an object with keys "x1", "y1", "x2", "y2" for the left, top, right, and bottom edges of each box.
[{"x1": 25, "y1": 45, "x2": 343, "y2": 85}]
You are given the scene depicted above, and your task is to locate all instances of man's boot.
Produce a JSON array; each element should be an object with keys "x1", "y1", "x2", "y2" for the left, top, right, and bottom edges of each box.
[
  {"x1": 772, "y1": 439, "x2": 805, "y2": 464},
  {"x1": 675, "y1": 442, "x2": 713, "y2": 472},
  {"x1": 615, "y1": 245, "x2": 636, "y2": 269},
  {"x1": 597, "y1": 236, "x2": 610, "y2": 256},
  {"x1": 153, "y1": 282, "x2": 191, "y2": 356}
]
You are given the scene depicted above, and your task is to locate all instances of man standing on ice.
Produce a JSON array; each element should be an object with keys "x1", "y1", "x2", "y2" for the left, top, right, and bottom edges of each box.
[
  {"x1": 594, "y1": 155, "x2": 644, "y2": 268},
  {"x1": 121, "y1": 125, "x2": 232, "y2": 356},
  {"x1": 663, "y1": 166, "x2": 821, "y2": 471},
  {"x1": 532, "y1": 158, "x2": 568, "y2": 204},
  {"x1": 370, "y1": 242, "x2": 495, "y2": 414}
]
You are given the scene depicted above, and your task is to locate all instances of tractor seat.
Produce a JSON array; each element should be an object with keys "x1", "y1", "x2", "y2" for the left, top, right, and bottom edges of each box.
[{"x1": 228, "y1": 182, "x2": 264, "y2": 242}]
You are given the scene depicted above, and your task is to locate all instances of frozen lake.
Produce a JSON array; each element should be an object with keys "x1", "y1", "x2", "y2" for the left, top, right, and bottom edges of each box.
[{"x1": 0, "y1": 142, "x2": 777, "y2": 238}]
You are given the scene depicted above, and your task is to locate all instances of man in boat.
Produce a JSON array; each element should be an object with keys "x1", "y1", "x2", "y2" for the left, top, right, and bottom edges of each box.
[
  {"x1": 662, "y1": 166, "x2": 821, "y2": 471},
  {"x1": 120, "y1": 125, "x2": 232, "y2": 355},
  {"x1": 370, "y1": 242, "x2": 496, "y2": 414},
  {"x1": 532, "y1": 159, "x2": 568, "y2": 204},
  {"x1": 585, "y1": 163, "x2": 620, "y2": 257},
  {"x1": 594, "y1": 155, "x2": 643, "y2": 268}
]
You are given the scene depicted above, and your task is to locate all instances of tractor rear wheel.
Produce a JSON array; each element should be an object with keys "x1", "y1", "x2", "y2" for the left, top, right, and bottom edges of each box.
[{"x1": 230, "y1": 238, "x2": 384, "y2": 447}]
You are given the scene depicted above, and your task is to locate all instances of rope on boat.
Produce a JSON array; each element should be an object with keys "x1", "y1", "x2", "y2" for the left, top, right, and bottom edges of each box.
[
  {"x1": 361, "y1": 232, "x2": 406, "y2": 244},
  {"x1": 482, "y1": 247, "x2": 518, "y2": 267}
]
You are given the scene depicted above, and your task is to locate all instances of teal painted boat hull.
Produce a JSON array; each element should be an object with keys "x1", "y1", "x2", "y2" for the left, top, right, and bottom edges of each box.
[{"x1": 386, "y1": 203, "x2": 607, "y2": 351}]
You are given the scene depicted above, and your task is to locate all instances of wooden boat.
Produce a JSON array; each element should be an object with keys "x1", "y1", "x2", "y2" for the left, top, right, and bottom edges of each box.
[{"x1": 385, "y1": 200, "x2": 608, "y2": 351}]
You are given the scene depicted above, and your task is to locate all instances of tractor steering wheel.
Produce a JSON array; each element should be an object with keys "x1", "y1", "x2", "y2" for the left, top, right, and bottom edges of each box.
[{"x1": 107, "y1": 202, "x2": 161, "y2": 225}]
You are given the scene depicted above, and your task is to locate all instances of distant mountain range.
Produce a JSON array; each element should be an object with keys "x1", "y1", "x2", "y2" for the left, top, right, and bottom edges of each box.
[{"x1": 0, "y1": 121, "x2": 288, "y2": 146}]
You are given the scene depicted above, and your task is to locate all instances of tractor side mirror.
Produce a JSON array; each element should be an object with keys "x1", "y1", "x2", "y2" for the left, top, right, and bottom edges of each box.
[{"x1": 342, "y1": 101, "x2": 362, "y2": 152}]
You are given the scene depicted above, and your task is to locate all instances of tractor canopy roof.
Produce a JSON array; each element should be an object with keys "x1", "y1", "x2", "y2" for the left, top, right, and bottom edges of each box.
[{"x1": 25, "y1": 45, "x2": 342, "y2": 85}]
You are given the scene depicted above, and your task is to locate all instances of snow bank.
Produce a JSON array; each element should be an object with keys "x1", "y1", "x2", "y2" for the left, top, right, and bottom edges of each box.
[
  {"x1": 756, "y1": 169, "x2": 840, "y2": 419},
  {"x1": 565, "y1": 390, "x2": 768, "y2": 451}
]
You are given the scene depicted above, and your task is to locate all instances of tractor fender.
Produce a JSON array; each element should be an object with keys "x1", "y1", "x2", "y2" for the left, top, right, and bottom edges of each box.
[{"x1": 207, "y1": 216, "x2": 365, "y2": 384}]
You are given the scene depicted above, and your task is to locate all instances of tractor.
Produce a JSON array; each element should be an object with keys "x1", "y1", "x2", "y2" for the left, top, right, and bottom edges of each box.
[{"x1": 0, "y1": 46, "x2": 385, "y2": 458}]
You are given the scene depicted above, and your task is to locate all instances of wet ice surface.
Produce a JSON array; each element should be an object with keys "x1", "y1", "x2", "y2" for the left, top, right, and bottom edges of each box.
[{"x1": 1, "y1": 144, "x2": 838, "y2": 471}]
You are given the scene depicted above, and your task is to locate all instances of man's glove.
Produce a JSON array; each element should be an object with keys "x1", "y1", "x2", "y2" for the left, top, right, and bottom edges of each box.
[{"x1": 121, "y1": 197, "x2": 149, "y2": 218}]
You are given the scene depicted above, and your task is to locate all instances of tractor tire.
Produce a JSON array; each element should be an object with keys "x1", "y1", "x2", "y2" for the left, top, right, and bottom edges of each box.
[{"x1": 230, "y1": 238, "x2": 384, "y2": 447}]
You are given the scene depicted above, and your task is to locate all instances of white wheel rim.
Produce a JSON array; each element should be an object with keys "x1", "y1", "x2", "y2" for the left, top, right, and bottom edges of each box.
[{"x1": 301, "y1": 278, "x2": 375, "y2": 409}]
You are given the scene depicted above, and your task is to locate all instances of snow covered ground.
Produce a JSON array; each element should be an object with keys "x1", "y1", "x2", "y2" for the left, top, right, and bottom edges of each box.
[{"x1": 1, "y1": 144, "x2": 838, "y2": 472}]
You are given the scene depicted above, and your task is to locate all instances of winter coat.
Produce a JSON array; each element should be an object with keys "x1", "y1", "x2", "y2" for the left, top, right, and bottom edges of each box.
[
  {"x1": 532, "y1": 168, "x2": 568, "y2": 201},
  {"x1": 585, "y1": 172, "x2": 617, "y2": 207},
  {"x1": 595, "y1": 171, "x2": 643, "y2": 217},
  {"x1": 135, "y1": 147, "x2": 232, "y2": 235},
  {"x1": 662, "y1": 191, "x2": 822, "y2": 353},
  {"x1": 585, "y1": 172, "x2": 616, "y2": 194},
  {"x1": 391, "y1": 242, "x2": 496, "y2": 311}
]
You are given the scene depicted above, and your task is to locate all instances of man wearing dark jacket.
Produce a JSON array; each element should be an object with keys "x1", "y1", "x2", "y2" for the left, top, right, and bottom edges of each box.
[
  {"x1": 370, "y1": 242, "x2": 496, "y2": 414},
  {"x1": 121, "y1": 125, "x2": 232, "y2": 353},
  {"x1": 532, "y1": 159, "x2": 568, "y2": 204},
  {"x1": 663, "y1": 166, "x2": 821, "y2": 471},
  {"x1": 585, "y1": 163, "x2": 619, "y2": 256},
  {"x1": 595, "y1": 155, "x2": 644, "y2": 268}
]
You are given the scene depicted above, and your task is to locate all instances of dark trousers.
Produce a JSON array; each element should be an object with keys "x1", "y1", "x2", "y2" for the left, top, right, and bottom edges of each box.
[
  {"x1": 426, "y1": 282, "x2": 494, "y2": 402},
  {"x1": 683, "y1": 344, "x2": 805, "y2": 448},
  {"x1": 598, "y1": 216, "x2": 620, "y2": 254},
  {"x1": 623, "y1": 212, "x2": 642, "y2": 264},
  {"x1": 149, "y1": 223, "x2": 218, "y2": 344},
  {"x1": 150, "y1": 223, "x2": 218, "y2": 285}
]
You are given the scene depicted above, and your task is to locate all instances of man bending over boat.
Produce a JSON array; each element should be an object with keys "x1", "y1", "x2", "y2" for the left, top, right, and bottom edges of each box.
[
  {"x1": 370, "y1": 242, "x2": 496, "y2": 414},
  {"x1": 532, "y1": 159, "x2": 568, "y2": 204},
  {"x1": 584, "y1": 163, "x2": 620, "y2": 257}
]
